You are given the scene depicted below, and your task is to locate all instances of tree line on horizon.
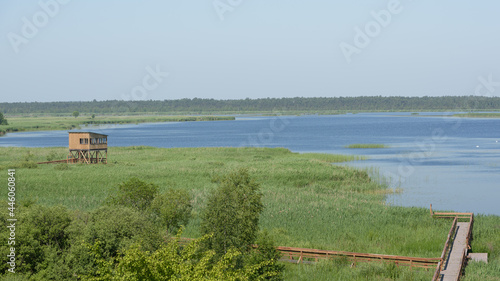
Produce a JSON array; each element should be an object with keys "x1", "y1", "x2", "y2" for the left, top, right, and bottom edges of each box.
[{"x1": 1, "y1": 96, "x2": 500, "y2": 115}]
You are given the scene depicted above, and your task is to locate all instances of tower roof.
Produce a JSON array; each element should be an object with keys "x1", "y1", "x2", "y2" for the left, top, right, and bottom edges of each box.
[{"x1": 69, "y1": 131, "x2": 108, "y2": 136}]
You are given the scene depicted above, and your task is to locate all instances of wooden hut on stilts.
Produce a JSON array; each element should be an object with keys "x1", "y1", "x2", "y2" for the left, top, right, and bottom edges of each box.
[{"x1": 67, "y1": 132, "x2": 108, "y2": 164}]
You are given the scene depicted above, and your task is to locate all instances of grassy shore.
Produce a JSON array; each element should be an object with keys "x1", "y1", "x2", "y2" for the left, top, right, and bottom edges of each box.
[
  {"x1": 453, "y1": 113, "x2": 500, "y2": 118},
  {"x1": 0, "y1": 115, "x2": 235, "y2": 134},
  {"x1": 462, "y1": 214, "x2": 500, "y2": 280},
  {"x1": 1, "y1": 147, "x2": 498, "y2": 280},
  {"x1": 346, "y1": 144, "x2": 388, "y2": 149}
]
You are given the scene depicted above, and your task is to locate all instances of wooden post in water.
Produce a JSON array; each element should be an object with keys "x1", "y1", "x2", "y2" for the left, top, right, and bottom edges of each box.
[{"x1": 430, "y1": 204, "x2": 433, "y2": 217}]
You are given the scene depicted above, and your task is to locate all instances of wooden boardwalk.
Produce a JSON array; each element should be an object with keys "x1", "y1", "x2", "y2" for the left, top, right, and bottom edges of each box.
[
  {"x1": 273, "y1": 246, "x2": 440, "y2": 269},
  {"x1": 179, "y1": 208, "x2": 474, "y2": 280},
  {"x1": 440, "y1": 222, "x2": 470, "y2": 281},
  {"x1": 37, "y1": 158, "x2": 77, "y2": 164},
  {"x1": 431, "y1": 211, "x2": 474, "y2": 281},
  {"x1": 177, "y1": 238, "x2": 440, "y2": 269}
]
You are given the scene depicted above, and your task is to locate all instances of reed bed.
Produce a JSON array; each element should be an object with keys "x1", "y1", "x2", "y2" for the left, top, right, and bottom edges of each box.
[
  {"x1": 453, "y1": 113, "x2": 500, "y2": 118},
  {"x1": 0, "y1": 115, "x2": 234, "y2": 133},
  {"x1": 2, "y1": 146, "x2": 496, "y2": 279},
  {"x1": 346, "y1": 144, "x2": 388, "y2": 149}
]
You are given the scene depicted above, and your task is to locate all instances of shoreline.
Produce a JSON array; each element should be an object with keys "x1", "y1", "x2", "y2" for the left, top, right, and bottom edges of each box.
[
  {"x1": 4, "y1": 111, "x2": 500, "y2": 136},
  {"x1": 0, "y1": 115, "x2": 235, "y2": 135}
]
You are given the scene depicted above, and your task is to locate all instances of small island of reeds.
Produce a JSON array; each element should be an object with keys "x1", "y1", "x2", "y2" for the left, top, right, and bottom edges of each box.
[{"x1": 345, "y1": 143, "x2": 388, "y2": 149}]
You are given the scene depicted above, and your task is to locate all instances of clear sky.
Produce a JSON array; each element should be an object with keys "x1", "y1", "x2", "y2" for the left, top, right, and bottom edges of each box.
[{"x1": 1, "y1": 0, "x2": 499, "y2": 102}]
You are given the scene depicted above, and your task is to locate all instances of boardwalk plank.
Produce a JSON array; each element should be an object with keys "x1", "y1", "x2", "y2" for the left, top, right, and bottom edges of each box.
[{"x1": 441, "y1": 222, "x2": 470, "y2": 281}]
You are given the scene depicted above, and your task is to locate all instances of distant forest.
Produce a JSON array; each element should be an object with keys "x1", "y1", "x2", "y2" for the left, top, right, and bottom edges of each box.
[{"x1": 1, "y1": 96, "x2": 500, "y2": 115}]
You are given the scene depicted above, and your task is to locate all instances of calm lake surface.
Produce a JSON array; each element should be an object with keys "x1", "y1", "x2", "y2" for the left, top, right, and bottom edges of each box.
[{"x1": 2, "y1": 113, "x2": 499, "y2": 215}]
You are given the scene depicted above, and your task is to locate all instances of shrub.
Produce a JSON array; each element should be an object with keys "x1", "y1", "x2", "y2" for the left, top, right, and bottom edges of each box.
[
  {"x1": 82, "y1": 206, "x2": 162, "y2": 259},
  {"x1": 0, "y1": 112, "x2": 8, "y2": 125},
  {"x1": 244, "y1": 231, "x2": 285, "y2": 281},
  {"x1": 105, "y1": 178, "x2": 159, "y2": 212},
  {"x1": 83, "y1": 233, "x2": 282, "y2": 281},
  {"x1": 201, "y1": 168, "x2": 264, "y2": 256},
  {"x1": 0, "y1": 204, "x2": 72, "y2": 276},
  {"x1": 149, "y1": 188, "x2": 192, "y2": 233}
]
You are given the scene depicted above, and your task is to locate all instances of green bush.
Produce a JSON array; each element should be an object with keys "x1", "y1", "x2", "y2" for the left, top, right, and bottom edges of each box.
[
  {"x1": 244, "y1": 231, "x2": 284, "y2": 281},
  {"x1": 82, "y1": 205, "x2": 162, "y2": 259},
  {"x1": 201, "y1": 168, "x2": 264, "y2": 256},
  {"x1": 0, "y1": 112, "x2": 8, "y2": 125},
  {"x1": 0, "y1": 204, "x2": 72, "y2": 276},
  {"x1": 83, "y1": 234, "x2": 283, "y2": 281},
  {"x1": 149, "y1": 188, "x2": 192, "y2": 233},
  {"x1": 105, "y1": 177, "x2": 159, "y2": 212}
]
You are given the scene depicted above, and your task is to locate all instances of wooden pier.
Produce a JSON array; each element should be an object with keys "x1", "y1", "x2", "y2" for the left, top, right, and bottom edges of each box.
[
  {"x1": 178, "y1": 207, "x2": 475, "y2": 280},
  {"x1": 178, "y1": 241, "x2": 441, "y2": 270},
  {"x1": 431, "y1": 212, "x2": 474, "y2": 281},
  {"x1": 271, "y1": 246, "x2": 440, "y2": 269}
]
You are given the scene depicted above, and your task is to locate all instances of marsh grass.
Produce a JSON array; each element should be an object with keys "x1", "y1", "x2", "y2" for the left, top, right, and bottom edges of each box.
[
  {"x1": 0, "y1": 115, "x2": 234, "y2": 133},
  {"x1": 346, "y1": 144, "x2": 388, "y2": 149},
  {"x1": 283, "y1": 260, "x2": 432, "y2": 281},
  {"x1": 0, "y1": 146, "x2": 483, "y2": 279},
  {"x1": 0, "y1": 147, "x2": 447, "y2": 252},
  {"x1": 453, "y1": 113, "x2": 500, "y2": 118},
  {"x1": 462, "y1": 214, "x2": 500, "y2": 280}
]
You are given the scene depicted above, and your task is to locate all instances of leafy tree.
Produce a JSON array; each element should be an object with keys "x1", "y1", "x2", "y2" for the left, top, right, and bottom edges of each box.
[
  {"x1": 149, "y1": 188, "x2": 192, "y2": 234},
  {"x1": 106, "y1": 177, "x2": 159, "y2": 212},
  {"x1": 91, "y1": 114, "x2": 95, "y2": 119},
  {"x1": 83, "y1": 233, "x2": 281, "y2": 281},
  {"x1": 72, "y1": 111, "x2": 80, "y2": 118},
  {"x1": 244, "y1": 231, "x2": 284, "y2": 281},
  {"x1": 0, "y1": 112, "x2": 7, "y2": 125},
  {"x1": 0, "y1": 204, "x2": 72, "y2": 277},
  {"x1": 63, "y1": 206, "x2": 161, "y2": 279},
  {"x1": 201, "y1": 168, "x2": 264, "y2": 256},
  {"x1": 81, "y1": 206, "x2": 162, "y2": 260}
]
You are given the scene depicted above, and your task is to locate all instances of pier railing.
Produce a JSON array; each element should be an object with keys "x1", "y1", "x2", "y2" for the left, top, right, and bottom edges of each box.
[
  {"x1": 273, "y1": 246, "x2": 439, "y2": 269},
  {"x1": 177, "y1": 238, "x2": 439, "y2": 270},
  {"x1": 178, "y1": 209, "x2": 474, "y2": 279},
  {"x1": 431, "y1": 210, "x2": 474, "y2": 281}
]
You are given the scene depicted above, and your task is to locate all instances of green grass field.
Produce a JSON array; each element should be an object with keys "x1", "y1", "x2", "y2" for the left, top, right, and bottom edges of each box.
[
  {"x1": 0, "y1": 115, "x2": 234, "y2": 134},
  {"x1": 1, "y1": 146, "x2": 498, "y2": 280}
]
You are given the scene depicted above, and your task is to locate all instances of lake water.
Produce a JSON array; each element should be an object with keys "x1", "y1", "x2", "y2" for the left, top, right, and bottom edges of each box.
[{"x1": 1, "y1": 113, "x2": 499, "y2": 215}]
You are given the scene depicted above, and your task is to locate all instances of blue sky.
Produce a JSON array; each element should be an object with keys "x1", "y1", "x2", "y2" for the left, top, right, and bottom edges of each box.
[{"x1": 1, "y1": 0, "x2": 499, "y2": 102}]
